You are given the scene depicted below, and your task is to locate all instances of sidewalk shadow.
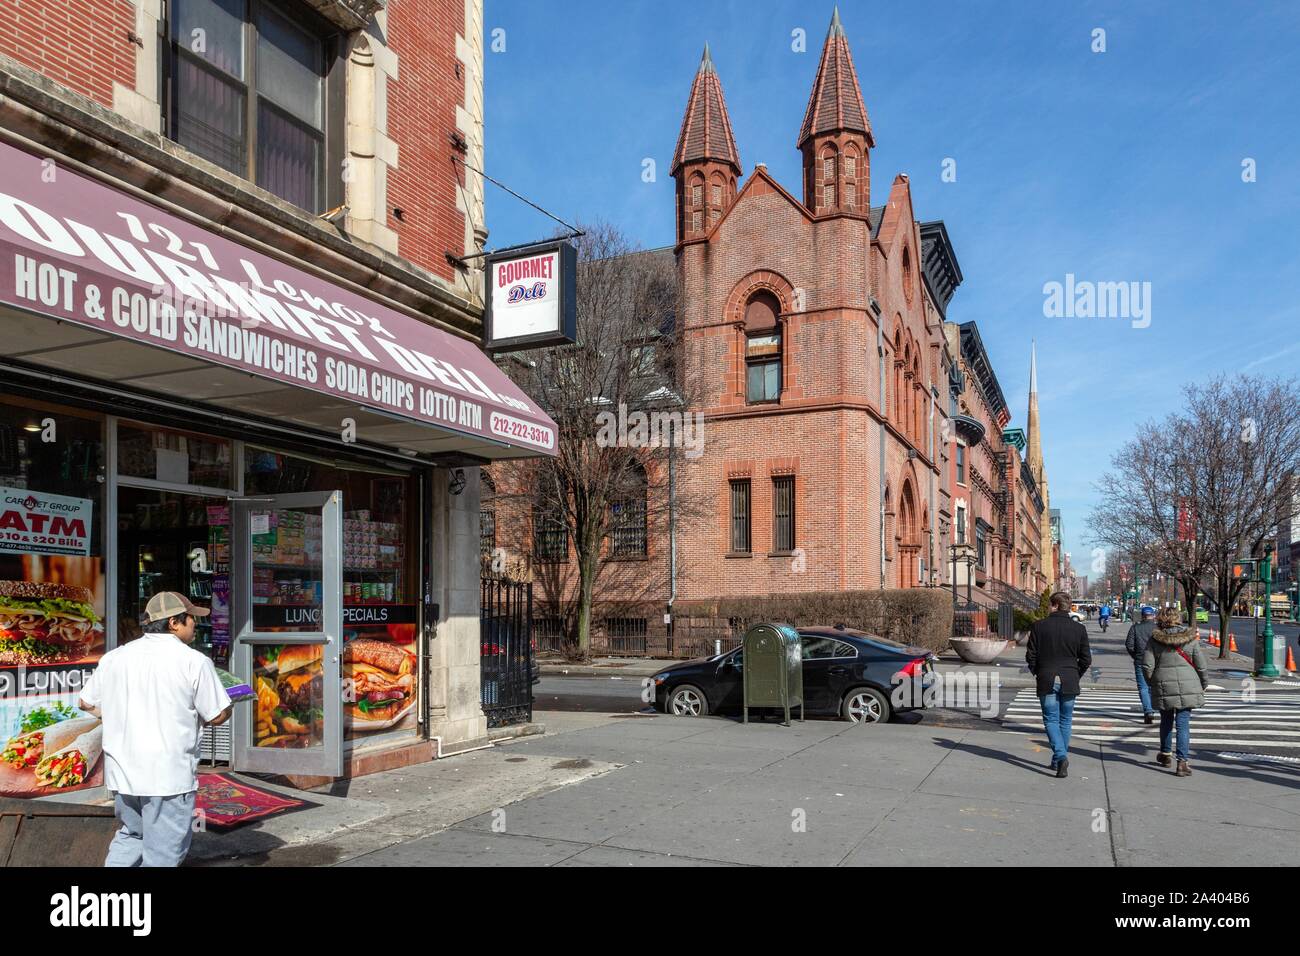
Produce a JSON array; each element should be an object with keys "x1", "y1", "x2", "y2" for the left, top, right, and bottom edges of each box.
[
  {"x1": 1099, "y1": 739, "x2": 1300, "y2": 791},
  {"x1": 933, "y1": 736, "x2": 1061, "y2": 776}
]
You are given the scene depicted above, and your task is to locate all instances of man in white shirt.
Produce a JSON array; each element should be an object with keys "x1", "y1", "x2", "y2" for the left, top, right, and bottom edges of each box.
[{"x1": 79, "y1": 591, "x2": 232, "y2": 867}]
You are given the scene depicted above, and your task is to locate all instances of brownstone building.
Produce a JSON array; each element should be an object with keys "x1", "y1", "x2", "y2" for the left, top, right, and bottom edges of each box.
[{"x1": 485, "y1": 9, "x2": 1050, "y2": 654}]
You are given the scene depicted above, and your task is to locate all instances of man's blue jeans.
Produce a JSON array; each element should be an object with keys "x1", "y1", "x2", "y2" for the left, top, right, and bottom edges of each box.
[
  {"x1": 1159, "y1": 708, "x2": 1192, "y2": 762},
  {"x1": 1038, "y1": 688, "x2": 1077, "y2": 763},
  {"x1": 1133, "y1": 661, "x2": 1154, "y2": 714}
]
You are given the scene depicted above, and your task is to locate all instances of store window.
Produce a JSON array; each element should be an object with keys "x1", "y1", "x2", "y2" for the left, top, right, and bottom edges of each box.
[
  {"x1": 117, "y1": 421, "x2": 233, "y2": 488},
  {"x1": 0, "y1": 397, "x2": 107, "y2": 799},
  {"x1": 166, "y1": 0, "x2": 340, "y2": 213}
]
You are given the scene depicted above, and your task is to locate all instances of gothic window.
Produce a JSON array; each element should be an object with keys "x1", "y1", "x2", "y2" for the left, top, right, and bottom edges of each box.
[{"x1": 744, "y1": 291, "x2": 782, "y2": 403}]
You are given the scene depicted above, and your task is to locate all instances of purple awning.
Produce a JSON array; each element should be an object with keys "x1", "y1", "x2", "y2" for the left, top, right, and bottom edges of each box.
[{"x1": 0, "y1": 140, "x2": 555, "y2": 458}]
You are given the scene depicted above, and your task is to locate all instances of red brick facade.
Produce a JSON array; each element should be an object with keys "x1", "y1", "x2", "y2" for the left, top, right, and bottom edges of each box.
[
  {"x1": 385, "y1": 0, "x2": 468, "y2": 282},
  {"x1": 0, "y1": 0, "x2": 136, "y2": 109},
  {"x1": 1, "y1": 0, "x2": 471, "y2": 284}
]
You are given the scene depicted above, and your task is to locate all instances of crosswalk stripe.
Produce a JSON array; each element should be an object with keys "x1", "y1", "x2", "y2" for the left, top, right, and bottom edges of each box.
[{"x1": 1000, "y1": 688, "x2": 1300, "y2": 749}]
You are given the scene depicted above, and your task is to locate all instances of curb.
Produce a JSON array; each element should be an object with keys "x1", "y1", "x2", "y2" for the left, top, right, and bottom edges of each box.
[{"x1": 488, "y1": 722, "x2": 547, "y2": 742}]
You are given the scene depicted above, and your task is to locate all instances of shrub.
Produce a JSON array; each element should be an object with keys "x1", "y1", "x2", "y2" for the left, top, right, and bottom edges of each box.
[{"x1": 675, "y1": 589, "x2": 955, "y2": 654}]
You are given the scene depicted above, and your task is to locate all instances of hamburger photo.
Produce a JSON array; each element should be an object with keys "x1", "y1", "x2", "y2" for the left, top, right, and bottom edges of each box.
[
  {"x1": 253, "y1": 644, "x2": 324, "y2": 747},
  {"x1": 344, "y1": 638, "x2": 415, "y2": 728},
  {"x1": 0, "y1": 581, "x2": 101, "y2": 666}
]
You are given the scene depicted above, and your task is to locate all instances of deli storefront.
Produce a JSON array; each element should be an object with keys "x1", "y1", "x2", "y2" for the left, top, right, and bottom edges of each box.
[{"x1": 0, "y1": 138, "x2": 556, "y2": 799}]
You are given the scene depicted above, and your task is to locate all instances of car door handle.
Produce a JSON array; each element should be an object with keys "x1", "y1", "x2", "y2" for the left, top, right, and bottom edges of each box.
[{"x1": 829, "y1": 666, "x2": 849, "y2": 676}]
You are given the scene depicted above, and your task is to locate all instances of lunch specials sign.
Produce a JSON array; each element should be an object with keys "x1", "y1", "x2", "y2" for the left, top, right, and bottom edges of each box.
[
  {"x1": 0, "y1": 487, "x2": 92, "y2": 557},
  {"x1": 483, "y1": 240, "x2": 577, "y2": 352},
  {"x1": 0, "y1": 140, "x2": 555, "y2": 453}
]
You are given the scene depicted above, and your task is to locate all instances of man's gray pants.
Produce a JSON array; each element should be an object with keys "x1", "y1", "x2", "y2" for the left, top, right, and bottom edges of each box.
[{"x1": 104, "y1": 791, "x2": 197, "y2": 867}]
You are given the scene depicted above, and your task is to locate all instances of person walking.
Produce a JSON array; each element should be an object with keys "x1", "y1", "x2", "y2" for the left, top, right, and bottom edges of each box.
[
  {"x1": 1142, "y1": 607, "x2": 1208, "y2": 777},
  {"x1": 1124, "y1": 606, "x2": 1159, "y2": 724},
  {"x1": 1026, "y1": 592, "x2": 1092, "y2": 778},
  {"x1": 78, "y1": 592, "x2": 232, "y2": 866}
]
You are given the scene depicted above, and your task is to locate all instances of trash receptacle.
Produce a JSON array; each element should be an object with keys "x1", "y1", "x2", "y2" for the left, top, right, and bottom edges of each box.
[{"x1": 742, "y1": 622, "x2": 804, "y2": 726}]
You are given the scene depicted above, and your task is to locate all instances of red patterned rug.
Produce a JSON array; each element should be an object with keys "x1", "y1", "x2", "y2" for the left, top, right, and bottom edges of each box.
[{"x1": 196, "y1": 773, "x2": 312, "y2": 830}]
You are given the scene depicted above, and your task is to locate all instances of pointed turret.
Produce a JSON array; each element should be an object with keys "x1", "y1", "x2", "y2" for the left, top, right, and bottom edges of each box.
[
  {"x1": 1025, "y1": 341, "x2": 1053, "y2": 586},
  {"x1": 1026, "y1": 341, "x2": 1043, "y2": 483},
  {"x1": 672, "y1": 44, "x2": 742, "y2": 244},
  {"x1": 798, "y1": 7, "x2": 873, "y2": 215}
]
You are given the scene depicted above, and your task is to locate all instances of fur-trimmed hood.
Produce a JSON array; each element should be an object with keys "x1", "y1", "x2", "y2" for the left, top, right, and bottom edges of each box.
[{"x1": 1152, "y1": 624, "x2": 1196, "y2": 647}]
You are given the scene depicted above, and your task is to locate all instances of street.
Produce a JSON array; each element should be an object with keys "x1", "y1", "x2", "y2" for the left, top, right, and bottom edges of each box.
[
  {"x1": 1203, "y1": 615, "x2": 1300, "y2": 662},
  {"x1": 186, "y1": 620, "x2": 1300, "y2": 868}
]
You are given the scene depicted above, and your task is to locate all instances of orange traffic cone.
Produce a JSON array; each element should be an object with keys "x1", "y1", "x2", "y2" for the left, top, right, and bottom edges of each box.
[
  {"x1": 1229, "y1": 635, "x2": 1239, "y2": 653},
  {"x1": 1287, "y1": 646, "x2": 1297, "y2": 673},
  {"x1": 1210, "y1": 633, "x2": 1220, "y2": 648}
]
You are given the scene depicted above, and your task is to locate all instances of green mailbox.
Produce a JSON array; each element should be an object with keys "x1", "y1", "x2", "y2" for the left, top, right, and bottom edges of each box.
[{"x1": 742, "y1": 623, "x2": 804, "y2": 726}]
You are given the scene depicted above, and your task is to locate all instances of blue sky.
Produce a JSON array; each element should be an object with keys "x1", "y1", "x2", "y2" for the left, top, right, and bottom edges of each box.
[{"x1": 483, "y1": 1, "x2": 1300, "y2": 571}]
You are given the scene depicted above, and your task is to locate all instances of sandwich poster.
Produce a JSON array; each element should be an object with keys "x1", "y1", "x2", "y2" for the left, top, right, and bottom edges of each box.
[{"x1": 0, "y1": 487, "x2": 93, "y2": 557}]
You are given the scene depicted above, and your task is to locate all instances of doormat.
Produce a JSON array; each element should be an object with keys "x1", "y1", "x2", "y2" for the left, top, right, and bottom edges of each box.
[{"x1": 196, "y1": 773, "x2": 314, "y2": 830}]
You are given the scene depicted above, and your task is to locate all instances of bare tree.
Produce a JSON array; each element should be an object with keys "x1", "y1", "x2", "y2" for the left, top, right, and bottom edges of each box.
[
  {"x1": 1090, "y1": 375, "x2": 1300, "y2": 658},
  {"x1": 490, "y1": 223, "x2": 703, "y2": 658}
]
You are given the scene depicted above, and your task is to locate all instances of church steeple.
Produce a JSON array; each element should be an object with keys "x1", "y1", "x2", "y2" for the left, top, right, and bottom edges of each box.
[
  {"x1": 798, "y1": 7, "x2": 873, "y2": 216},
  {"x1": 1026, "y1": 340, "x2": 1044, "y2": 484},
  {"x1": 1026, "y1": 340, "x2": 1054, "y2": 587},
  {"x1": 672, "y1": 44, "x2": 742, "y2": 244}
]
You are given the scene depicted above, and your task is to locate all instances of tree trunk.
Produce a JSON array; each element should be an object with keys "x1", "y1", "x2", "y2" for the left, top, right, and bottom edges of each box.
[{"x1": 575, "y1": 549, "x2": 598, "y2": 661}]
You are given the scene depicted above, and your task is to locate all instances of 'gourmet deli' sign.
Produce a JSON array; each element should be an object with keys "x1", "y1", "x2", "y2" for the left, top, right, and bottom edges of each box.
[
  {"x1": 483, "y1": 240, "x2": 577, "y2": 352},
  {"x1": 0, "y1": 487, "x2": 93, "y2": 557},
  {"x1": 0, "y1": 141, "x2": 555, "y2": 454}
]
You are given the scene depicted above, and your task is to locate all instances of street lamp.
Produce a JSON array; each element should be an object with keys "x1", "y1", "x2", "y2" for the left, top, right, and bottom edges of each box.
[{"x1": 1258, "y1": 542, "x2": 1279, "y2": 679}]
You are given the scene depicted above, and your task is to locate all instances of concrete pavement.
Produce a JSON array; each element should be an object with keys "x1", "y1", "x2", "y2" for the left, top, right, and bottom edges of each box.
[{"x1": 188, "y1": 620, "x2": 1299, "y2": 867}]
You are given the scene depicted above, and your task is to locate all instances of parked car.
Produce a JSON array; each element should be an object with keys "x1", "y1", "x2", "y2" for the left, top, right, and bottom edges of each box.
[
  {"x1": 1068, "y1": 611, "x2": 1084, "y2": 623},
  {"x1": 650, "y1": 625, "x2": 937, "y2": 723},
  {"x1": 481, "y1": 617, "x2": 540, "y2": 685},
  {"x1": 1195, "y1": 608, "x2": 1209, "y2": 623}
]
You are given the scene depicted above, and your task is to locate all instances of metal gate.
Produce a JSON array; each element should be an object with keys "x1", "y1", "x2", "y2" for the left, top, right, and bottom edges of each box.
[{"x1": 480, "y1": 577, "x2": 534, "y2": 728}]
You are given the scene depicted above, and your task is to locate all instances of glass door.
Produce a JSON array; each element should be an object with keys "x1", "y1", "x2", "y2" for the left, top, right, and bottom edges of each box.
[{"x1": 230, "y1": 491, "x2": 343, "y2": 777}]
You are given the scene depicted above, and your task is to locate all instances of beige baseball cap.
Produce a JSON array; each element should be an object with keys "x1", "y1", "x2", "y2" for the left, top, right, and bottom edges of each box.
[{"x1": 144, "y1": 591, "x2": 211, "y2": 623}]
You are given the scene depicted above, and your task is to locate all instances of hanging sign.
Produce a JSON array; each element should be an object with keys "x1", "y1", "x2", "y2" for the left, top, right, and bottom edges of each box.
[{"x1": 483, "y1": 240, "x2": 577, "y2": 352}]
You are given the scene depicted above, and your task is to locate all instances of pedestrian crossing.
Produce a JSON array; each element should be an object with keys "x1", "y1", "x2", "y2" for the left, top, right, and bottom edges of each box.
[{"x1": 1001, "y1": 687, "x2": 1300, "y2": 749}]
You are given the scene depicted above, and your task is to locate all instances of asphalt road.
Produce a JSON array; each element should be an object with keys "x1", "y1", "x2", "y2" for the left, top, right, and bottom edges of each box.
[
  {"x1": 1202, "y1": 613, "x2": 1299, "y2": 663},
  {"x1": 532, "y1": 675, "x2": 1002, "y2": 730}
]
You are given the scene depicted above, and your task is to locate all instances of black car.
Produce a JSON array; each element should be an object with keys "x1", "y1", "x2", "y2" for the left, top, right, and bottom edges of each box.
[{"x1": 650, "y1": 626, "x2": 937, "y2": 723}]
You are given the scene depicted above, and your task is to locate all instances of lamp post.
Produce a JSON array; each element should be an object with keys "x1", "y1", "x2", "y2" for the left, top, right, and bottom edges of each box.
[{"x1": 1258, "y1": 542, "x2": 1279, "y2": 678}]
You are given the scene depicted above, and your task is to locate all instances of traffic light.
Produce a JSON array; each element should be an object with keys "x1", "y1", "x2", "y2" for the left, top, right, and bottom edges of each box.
[{"x1": 1231, "y1": 560, "x2": 1256, "y2": 583}]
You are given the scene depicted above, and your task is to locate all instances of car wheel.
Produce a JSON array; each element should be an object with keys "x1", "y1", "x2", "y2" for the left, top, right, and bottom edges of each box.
[
  {"x1": 842, "y1": 687, "x2": 890, "y2": 724},
  {"x1": 667, "y1": 684, "x2": 709, "y2": 717}
]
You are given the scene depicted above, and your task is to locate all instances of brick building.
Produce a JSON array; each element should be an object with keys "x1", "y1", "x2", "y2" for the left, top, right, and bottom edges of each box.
[
  {"x1": 0, "y1": 0, "x2": 558, "y2": 786},
  {"x1": 485, "y1": 9, "x2": 1050, "y2": 654}
]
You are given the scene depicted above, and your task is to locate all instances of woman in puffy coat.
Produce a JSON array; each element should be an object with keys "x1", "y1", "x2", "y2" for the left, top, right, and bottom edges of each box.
[{"x1": 1142, "y1": 607, "x2": 1209, "y2": 776}]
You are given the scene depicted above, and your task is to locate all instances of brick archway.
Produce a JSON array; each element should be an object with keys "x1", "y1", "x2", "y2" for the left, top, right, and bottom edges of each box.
[{"x1": 723, "y1": 270, "x2": 799, "y2": 406}]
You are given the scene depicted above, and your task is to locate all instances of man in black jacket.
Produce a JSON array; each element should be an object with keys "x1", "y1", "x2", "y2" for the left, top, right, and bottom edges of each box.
[
  {"x1": 1026, "y1": 592, "x2": 1092, "y2": 778},
  {"x1": 1124, "y1": 607, "x2": 1158, "y2": 724}
]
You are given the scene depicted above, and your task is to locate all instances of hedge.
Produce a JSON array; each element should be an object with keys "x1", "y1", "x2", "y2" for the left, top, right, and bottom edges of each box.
[{"x1": 674, "y1": 589, "x2": 955, "y2": 654}]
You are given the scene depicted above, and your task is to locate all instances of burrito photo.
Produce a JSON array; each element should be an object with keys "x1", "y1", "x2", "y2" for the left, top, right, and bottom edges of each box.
[
  {"x1": 1, "y1": 715, "x2": 99, "y2": 771},
  {"x1": 33, "y1": 723, "x2": 102, "y2": 789}
]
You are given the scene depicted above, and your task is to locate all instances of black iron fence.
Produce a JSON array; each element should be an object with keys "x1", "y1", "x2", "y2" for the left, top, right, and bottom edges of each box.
[{"x1": 480, "y1": 577, "x2": 534, "y2": 728}]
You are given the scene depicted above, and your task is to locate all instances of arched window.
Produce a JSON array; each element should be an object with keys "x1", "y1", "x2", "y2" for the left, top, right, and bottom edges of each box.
[
  {"x1": 821, "y1": 146, "x2": 837, "y2": 210},
  {"x1": 689, "y1": 173, "x2": 705, "y2": 232},
  {"x1": 609, "y1": 465, "x2": 648, "y2": 557},
  {"x1": 843, "y1": 144, "x2": 859, "y2": 209},
  {"x1": 902, "y1": 246, "x2": 915, "y2": 304},
  {"x1": 710, "y1": 173, "x2": 725, "y2": 221},
  {"x1": 744, "y1": 290, "x2": 782, "y2": 403}
]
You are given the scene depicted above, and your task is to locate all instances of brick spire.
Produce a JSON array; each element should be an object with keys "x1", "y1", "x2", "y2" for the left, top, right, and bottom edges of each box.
[
  {"x1": 797, "y1": 7, "x2": 873, "y2": 150},
  {"x1": 671, "y1": 44, "x2": 741, "y2": 175}
]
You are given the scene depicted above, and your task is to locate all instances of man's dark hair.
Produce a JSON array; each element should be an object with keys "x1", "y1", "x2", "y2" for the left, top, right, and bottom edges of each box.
[
  {"x1": 142, "y1": 612, "x2": 190, "y2": 634},
  {"x1": 1050, "y1": 591, "x2": 1072, "y2": 612}
]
